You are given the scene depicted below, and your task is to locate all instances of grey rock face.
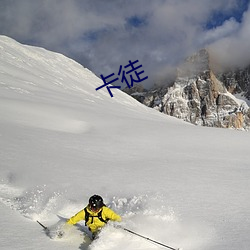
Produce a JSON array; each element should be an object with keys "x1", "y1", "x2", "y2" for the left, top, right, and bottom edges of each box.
[{"x1": 124, "y1": 49, "x2": 250, "y2": 130}]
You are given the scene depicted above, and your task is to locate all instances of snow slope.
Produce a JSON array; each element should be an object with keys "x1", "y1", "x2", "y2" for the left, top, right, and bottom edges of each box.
[{"x1": 0, "y1": 36, "x2": 250, "y2": 250}]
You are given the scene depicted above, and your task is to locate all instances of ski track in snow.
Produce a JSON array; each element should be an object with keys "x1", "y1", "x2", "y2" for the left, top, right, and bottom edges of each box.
[{"x1": 0, "y1": 99, "x2": 91, "y2": 134}]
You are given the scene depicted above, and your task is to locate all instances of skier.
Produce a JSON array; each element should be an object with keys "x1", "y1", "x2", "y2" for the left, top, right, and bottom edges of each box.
[{"x1": 66, "y1": 194, "x2": 121, "y2": 239}]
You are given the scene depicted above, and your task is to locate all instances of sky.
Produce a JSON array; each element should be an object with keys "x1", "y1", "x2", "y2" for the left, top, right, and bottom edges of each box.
[{"x1": 0, "y1": 0, "x2": 249, "y2": 88}]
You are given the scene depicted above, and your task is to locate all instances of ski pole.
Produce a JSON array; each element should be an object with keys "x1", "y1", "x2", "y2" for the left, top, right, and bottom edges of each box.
[
  {"x1": 122, "y1": 227, "x2": 180, "y2": 250},
  {"x1": 37, "y1": 220, "x2": 48, "y2": 231}
]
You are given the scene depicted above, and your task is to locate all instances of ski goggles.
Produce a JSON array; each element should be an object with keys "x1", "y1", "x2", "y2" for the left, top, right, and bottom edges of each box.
[{"x1": 89, "y1": 205, "x2": 101, "y2": 212}]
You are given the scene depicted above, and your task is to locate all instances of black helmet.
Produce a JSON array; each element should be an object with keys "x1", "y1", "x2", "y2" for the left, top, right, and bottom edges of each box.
[{"x1": 89, "y1": 195, "x2": 104, "y2": 210}]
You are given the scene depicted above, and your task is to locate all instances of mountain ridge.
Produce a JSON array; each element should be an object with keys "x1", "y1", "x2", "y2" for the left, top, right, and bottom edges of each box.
[{"x1": 124, "y1": 49, "x2": 250, "y2": 130}]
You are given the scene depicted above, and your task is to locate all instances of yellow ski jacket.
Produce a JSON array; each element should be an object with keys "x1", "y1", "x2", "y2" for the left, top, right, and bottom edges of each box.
[{"x1": 67, "y1": 206, "x2": 121, "y2": 233}]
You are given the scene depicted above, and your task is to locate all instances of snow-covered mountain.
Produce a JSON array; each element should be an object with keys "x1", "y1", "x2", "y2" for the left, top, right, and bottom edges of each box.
[
  {"x1": 217, "y1": 65, "x2": 250, "y2": 100},
  {"x1": 125, "y1": 49, "x2": 250, "y2": 130},
  {"x1": 0, "y1": 36, "x2": 250, "y2": 250}
]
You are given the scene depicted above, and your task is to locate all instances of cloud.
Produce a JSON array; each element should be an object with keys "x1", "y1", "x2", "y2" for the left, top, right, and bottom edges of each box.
[
  {"x1": 209, "y1": 3, "x2": 250, "y2": 69},
  {"x1": 200, "y1": 18, "x2": 240, "y2": 45},
  {"x1": 0, "y1": 0, "x2": 249, "y2": 88}
]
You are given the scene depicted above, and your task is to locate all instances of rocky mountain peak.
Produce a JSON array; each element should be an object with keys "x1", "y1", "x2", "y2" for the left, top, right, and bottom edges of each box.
[
  {"x1": 124, "y1": 49, "x2": 250, "y2": 130},
  {"x1": 177, "y1": 48, "x2": 210, "y2": 78}
]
